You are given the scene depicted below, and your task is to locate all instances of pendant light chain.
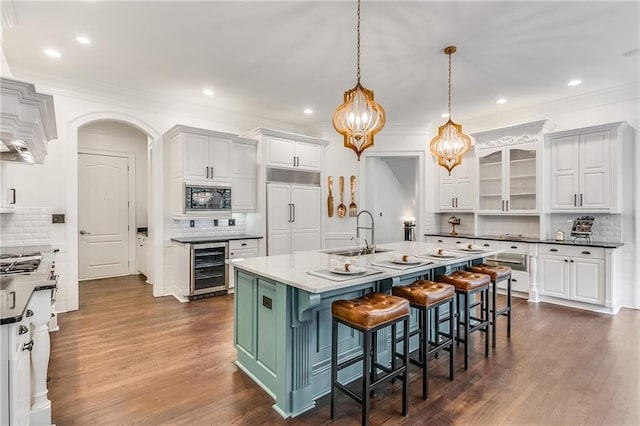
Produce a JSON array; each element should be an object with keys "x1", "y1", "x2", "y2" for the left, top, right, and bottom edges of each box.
[
  {"x1": 448, "y1": 49, "x2": 452, "y2": 117},
  {"x1": 356, "y1": 0, "x2": 361, "y2": 84}
]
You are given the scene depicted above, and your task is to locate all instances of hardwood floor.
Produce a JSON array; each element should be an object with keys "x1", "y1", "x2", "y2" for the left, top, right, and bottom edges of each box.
[{"x1": 50, "y1": 275, "x2": 640, "y2": 425}]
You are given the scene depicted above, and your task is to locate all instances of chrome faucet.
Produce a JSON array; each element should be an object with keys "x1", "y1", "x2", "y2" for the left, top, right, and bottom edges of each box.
[{"x1": 356, "y1": 210, "x2": 375, "y2": 250}]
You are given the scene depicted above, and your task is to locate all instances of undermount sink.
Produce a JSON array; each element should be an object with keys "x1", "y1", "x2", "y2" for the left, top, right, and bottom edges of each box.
[{"x1": 324, "y1": 247, "x2": 390, "y2": 257}]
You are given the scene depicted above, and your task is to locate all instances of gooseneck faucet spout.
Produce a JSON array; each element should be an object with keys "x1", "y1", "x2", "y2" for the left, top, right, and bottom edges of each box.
[{"x1": 356, "y1": 210, "x2": 375, "y2": 250}]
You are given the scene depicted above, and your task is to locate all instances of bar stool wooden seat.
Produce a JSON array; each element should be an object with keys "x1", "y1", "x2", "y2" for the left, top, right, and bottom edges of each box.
[
  {"x1": 392, "y1": 280, "x2": 455, "y2": 399},
  {"x1": 331, "y1": 292, "x2": 410, "y2": 426},
  {"x1": 466, "y1": 264, "x2": 512, "y2": 348},
  {"x1": 436, "y1": 270, "x2": 491, "y2": 370}
]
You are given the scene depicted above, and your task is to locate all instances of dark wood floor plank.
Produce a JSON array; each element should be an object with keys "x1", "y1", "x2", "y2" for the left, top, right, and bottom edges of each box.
[{"x1": 49, "y1": 275, "x2": 640, "y2": 425}]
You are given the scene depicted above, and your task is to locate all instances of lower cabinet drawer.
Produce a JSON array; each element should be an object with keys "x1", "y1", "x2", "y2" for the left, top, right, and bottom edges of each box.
[
  {"x1": 539, "y1": 244, "x2": 604, "y2": 259},
  {"x1": 229, "y1": 239, "x2": 258, "y2": 251}
]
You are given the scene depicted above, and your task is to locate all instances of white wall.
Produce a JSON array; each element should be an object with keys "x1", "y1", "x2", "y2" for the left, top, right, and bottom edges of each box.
[
  {"x1": 0, "y1": 46, "x2": 11, "y2": 77},
  {"x1": 78, "y1": 121, "x2": 149, "y2": 227}
]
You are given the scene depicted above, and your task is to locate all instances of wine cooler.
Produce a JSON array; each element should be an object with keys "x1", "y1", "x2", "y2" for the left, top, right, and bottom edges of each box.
[{"x1": 190, "y1": 242, "x2": 228, "y2": 295}]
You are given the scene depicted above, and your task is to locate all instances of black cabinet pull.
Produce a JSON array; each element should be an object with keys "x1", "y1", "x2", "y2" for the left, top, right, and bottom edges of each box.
[
  {"x1": 23, "y1": 340, "x2": 34, "y2": 352},
  {"x1": 581, "y1": 251, "x2": 591, "y2": 255},
  {"x1": 18, "y1": 325, "x2": 29, "y2": 335},
  {"x1": 9, "y1": 188, "x2": 16, "y2": 204},
  {"x1": 437, "y1": 239, "x2": 443, "y2": 243},
  {"x1": 512, "y1": 278, "x2": 518, "y2": 282},
  {"x1": 241, "y1": 243, "x2": 247, "y2": 246},
  {"x1": 9, "y1": 291, "x2": 16, "y2": 309},
  {"x1": 26, "y1": 309, "x2": 34, "y2": 317},
  {"x1": 483, "y1": 244, "x2": 490, "y2": 247},
  {"x1": 564, "y1": 259, "x2": 568, "y2": 262},
  {"x1": 510, "y1": 246, "x2": 518, "y2": 249},
  {"x1": 570, "y1": 260, "x2": 574, "y2": 263},
  {"x1": 550, "y1": 248, "x2": 558, "y2": 252}
]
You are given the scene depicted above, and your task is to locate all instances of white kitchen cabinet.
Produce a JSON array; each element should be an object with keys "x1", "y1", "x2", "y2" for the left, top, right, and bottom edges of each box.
[
  {"x1": 266, "y1": 136, "x2": 322, "y2": 171},
  {"x1": 228, "y1": 239, "x2": 259, "y2": 292},
  {"x1": 231, "y1": 138, "x2": 258, "y2": 211},
  {"x1": 436, "y1": 158, "x2": 473, "y2": 211},
  {"x1": 476, "y1": 144, "x2": 539, "y2": 213},
  {"x1": 267, "y1": 183, "x2": 321, "y2": 255},
  {"x1": 136, "y1": 233, "x2": 148, "y2": 277},
  {"x1": 538, "y1": 245, "x2": 605, "y2": 305},
  {"x1": 547, "y1": 122, "x2": 627, "y2": 212},
  {"x1": 1, "y1": 288, "x2": 54, "y2": 426},
  {"x1": 181, "y1": 133, "x2": 231, "y2": 182}
]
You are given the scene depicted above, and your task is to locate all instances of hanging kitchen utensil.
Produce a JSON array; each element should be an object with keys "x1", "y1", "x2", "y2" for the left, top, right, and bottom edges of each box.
[
  {"x1": 337, "y1": 176, "x2": 347, "y2": 217},
  {"x1": 327, "y1": 176, "x2": 334, "y2": 217},
  {"x1": 349, "y1": 175, "x2": 357, "y2": 217}
]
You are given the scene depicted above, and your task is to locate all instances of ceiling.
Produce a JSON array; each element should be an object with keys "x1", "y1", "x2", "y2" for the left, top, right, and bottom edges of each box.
[{"x1": 3, "y1": 1, "x2": 639, "y2": 130}]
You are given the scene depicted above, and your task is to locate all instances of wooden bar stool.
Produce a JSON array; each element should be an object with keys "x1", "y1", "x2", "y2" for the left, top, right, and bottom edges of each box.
[
  {"x1": 331, "y1": 292, "x2": 410, "y2": 426},
  {"x1": 392, "y1": 280, "x2": 455, "y2": 400},
  {"x1": 436, "y1": 271, "x2": 490, "y2": 370},
  {"x1": 466, "y1": 264, "x2": 512, "y2": 348}
]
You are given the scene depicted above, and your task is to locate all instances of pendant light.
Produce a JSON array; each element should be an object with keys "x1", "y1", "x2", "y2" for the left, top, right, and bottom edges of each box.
[
  {"x1": 333, "y1": 0, "x2": 385, "y2": 161},
  {"x1": 429, "y1": 46, "x2": 472, "y2": 175}
]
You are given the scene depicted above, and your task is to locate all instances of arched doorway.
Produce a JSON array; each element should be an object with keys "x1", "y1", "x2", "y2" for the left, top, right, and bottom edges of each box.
[{"x1": 66, "y1": 112, "x2": 161, "y2": 311}]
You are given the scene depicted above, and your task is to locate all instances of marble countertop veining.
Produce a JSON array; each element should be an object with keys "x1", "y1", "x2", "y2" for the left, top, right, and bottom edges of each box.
[{"x1": 229, "y1": 241, "x2": 502, "y2": 294}]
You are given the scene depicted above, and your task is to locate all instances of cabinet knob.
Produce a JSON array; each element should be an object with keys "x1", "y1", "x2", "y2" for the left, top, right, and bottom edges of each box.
[
  {"x1": 26, "y1": 309, "x2": 34, "y2": 317},
  {"x1": 18, "y1": 325, "x2": 29, "y2": 335},
  {"x1": 564, "y1": 259, "x2": 568, "y2": 262},
  {"x1": 23, "y1": 340, "x2": 34, "y2": 352},
  {"x1": 570, "y1": 259, "x2": 574, "y2": 263}
]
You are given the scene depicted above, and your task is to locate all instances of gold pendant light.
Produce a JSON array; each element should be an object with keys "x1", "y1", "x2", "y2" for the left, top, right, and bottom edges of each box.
[
  {"x1": 429, "y1": 46, "x2": 472, "y2": 175},
  {"x1": 333, "y1": 0, "x2": 385, "y2": 161}
]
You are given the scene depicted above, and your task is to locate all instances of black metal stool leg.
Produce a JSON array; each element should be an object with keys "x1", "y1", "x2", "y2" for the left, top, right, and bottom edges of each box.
[
  {"x1": 448, "y1": 298, "x2": 455, "y2": 380},
  {"x1": 331, "y1": 318, "x2": 338, "y2": 420},
  {"x1": 402, "y1": 317, "x2": 409, "y2": 416},
  {"x1": 362, "y1": 330, "x2": 371, "y2": 426},
  {"x1": 464, "y1": 292, "x2": 470, "y2": 370},
  {"x1": 456, "y1": 292, "x2": 461, "y2": 347},
  {"x1": 434, "y1": 306, "x2": 440, "y2": 359},
  {"x1": 484, "y1": 288, "x2": 489, "y2": 357},
  {"x1": 370, "y1": 330, "x2": 377, "y2": 398},
  {"x1": 507, "y1": 277, "x2": 512, "y2": 338},
  {"x1": 423, "y1": 305, "x2": 430, "y2": 400},
  {"x1": 492, "y1": 280, "x2": 497, "y2": 348}
]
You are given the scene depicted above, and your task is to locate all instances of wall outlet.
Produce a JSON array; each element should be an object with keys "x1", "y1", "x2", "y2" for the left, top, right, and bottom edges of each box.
[
  {"x1": 214, "y1": 219, "x2": 219, "y2": 227},
  {"x1": 229, "y1": 218, "x2": 236, "y2": 226},
  {"x1": 52, "y1": 214, "x2": 65, "y2": 224},
  {"x1": 189, "y1": 220, "x2": 195, "y2": 228}
]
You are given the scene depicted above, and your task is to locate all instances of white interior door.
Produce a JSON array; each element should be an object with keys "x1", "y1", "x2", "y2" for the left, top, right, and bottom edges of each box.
[
  {"x1": 267, "y1": 183, "x2": 292, "y2": 256},
  {"x1": 79, "y1": 153, "x2": 130, "y2": 280}
]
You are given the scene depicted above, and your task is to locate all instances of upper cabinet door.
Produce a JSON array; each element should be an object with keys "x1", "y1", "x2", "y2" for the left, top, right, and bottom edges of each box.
[
  {"x1": 550, "y1": 135, "x2": 579, "y2": 210},
  {"x1": 454, "y1": 159, "x2": 473, "y2": 210},
  {"x1": 477, "y1": 150, "x2": 504, "y2": 212},
  {"x1": 267, "y1": 137, "x2": 296, "y2": 168},
  {"x1": 209, "y1": 136, "x2": 231, "y2": 180},
  {"x1": 579, "y1": 131, "x2": 609, "y2": 209},
  {"x1": 183, "y1": 133, "x2": 210, "y2": 182},
  {"x1": 507, "y1": 148, "x2": 537, "y2": 211},
  {"x1": 294, "y1": 141, "x2": 322, "y2": 170},
  {"x1": 438, "y1": 170, "x2": 455, "y2": 210}
]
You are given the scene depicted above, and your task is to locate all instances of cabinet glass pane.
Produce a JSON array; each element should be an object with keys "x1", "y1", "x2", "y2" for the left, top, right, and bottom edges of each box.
[
  {"x1": 508, "y1": 148, "x2": 536, "y2": 210},
  {"x1": 478, "y1": 151, "x2": 502, "y2": 210}
]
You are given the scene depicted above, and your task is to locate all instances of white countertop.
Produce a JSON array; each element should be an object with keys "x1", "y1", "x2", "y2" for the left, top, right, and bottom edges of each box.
[{"x1": 229, "y1": 241, "x2": 502, "y2": 294}]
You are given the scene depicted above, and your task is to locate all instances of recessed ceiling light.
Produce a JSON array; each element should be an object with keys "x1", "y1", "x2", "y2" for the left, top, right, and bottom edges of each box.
[
  {"x1": 44, "y1": 49, "x2": 61, "y2": 58},
  {"x1": 568, "y1": 79, "x2": 582, "y2": 87},
  {"x1": 76, "y1": 35, "x2": 91, "y2": 45},
  {"x1": 441, "y1": 113, "x2": 450, "y2": 118},
  {"x1": 203, "y1": 89, "x2": 214, "y2": 96},
  {"x1": 496, "y1": 98, "x2": 508, "y2": 104},
  {"x1": 303, "y1": 108, "x2": 313, "y2": 115}
]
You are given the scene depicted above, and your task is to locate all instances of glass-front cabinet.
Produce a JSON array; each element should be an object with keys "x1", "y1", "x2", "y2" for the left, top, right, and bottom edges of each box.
[{"x1": 477, "y1": 144, "x2": 539, "y2": 213}]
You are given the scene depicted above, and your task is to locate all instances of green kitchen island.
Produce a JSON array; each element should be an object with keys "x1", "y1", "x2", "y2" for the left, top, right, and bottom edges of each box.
[{"x1": 230, "y1": 241, "x2": 501, "y2": 418}]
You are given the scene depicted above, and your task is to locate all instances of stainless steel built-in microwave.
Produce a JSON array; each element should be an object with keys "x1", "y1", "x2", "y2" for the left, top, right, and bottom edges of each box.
[{"x1": 184, "y1": 184, "x2": 231, "y2": 212}]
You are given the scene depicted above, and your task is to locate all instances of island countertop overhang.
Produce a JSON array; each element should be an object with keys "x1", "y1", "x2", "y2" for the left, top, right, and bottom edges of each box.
[{"x1": 228, "y1": 241, "x2": 503, "y2": 294}]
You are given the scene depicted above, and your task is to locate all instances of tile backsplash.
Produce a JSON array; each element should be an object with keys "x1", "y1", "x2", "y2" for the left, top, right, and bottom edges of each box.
[
  {"x1": 172, "y1": 214, "x2": 247, "y2": 238},
  {"x1": 1, "y1": 207, "x2": 52, "y2": 247},
  {"x1": 549, "y1": 213, "x2": 621, "y2": 243}
]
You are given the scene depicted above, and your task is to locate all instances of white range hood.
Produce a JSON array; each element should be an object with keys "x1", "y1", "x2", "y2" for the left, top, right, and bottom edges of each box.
[{"x1": 0, "y1": 77, "x2": 57, "y2": 164}]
